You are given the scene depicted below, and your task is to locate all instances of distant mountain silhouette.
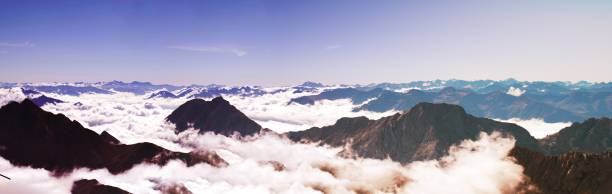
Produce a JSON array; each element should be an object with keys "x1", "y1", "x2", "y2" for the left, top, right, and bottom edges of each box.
[
  {"x1": 101, "y1": 81, "x2": 181, "y2": 95},
  {"x1": 147, "y1": 90, "x2": 177, "y2": 99},
  {"x1": 297, "y1": 81, "x2": 325, "y2": 88},
  {"x1": 22, "y1": 85, "x2": 113, "y2": 96},
  {"x1": 167, "y1": 97, "x2": 262, "y2": 136},
  {"x1": 288, "y1": 102, "x2": 541, "y2": 163},
  {"x1": 289, "y1": 88, "x2": 386, "y2": 105},
  {"x1": 540, "y1": 118, "x2": 612, "y2": 155},
  {"x1": 71, "y1": 179, "x2": 130, "y2": 194},
  {"x1": 30, "y1": 95, "x2": 64, "y2": 107},
  {"x1": 290, "y1": 86, "x2": 606, "y2": 122},
  {"x1": 0, "y1": 99, "x2": 226, "y2": 175},
  {"x1": 510, "y1": 146, "x2": 612, "y2": 194}
]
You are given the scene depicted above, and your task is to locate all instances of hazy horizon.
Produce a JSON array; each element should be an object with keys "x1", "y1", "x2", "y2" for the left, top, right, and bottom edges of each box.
[{"x1": 1, "y1": 78, "x2": 611, "y2": 88}]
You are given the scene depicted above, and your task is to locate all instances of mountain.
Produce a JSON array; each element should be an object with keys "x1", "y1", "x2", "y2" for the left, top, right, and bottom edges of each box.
[
  {"x1": 30, "y1": 95, "x2": 64, "y2": 107},
  {"x1": 297, "y1": 81, "x2": 325, "y2": 88},
  {"x1": 71, "y1": 179, "x2": 130, "y2": 194},
  {"x1": 288, "y1": 102, "x2": 540, "y2": 163},
  {"x1": 100, "y1": 81, "x2": 180, "y2": 95},
  {"x1": 510, "y1": 146, "x2": 612, "y2": 194},
  {"x1": 540, "y1": 118, "x2": 612, "y2": 155},
  {"x1": 22, "y1": 85, "x2": 113, "y2": 96},
  {"x1": 147, "y1": 90, "x2": 178, "y2": 99},
  {"x1": 166, "y1": 97, "x2": 262, "y2": 136},
  {"x1": 0, "y1": 99, "x2": 226, "y2": 175},
  {"x1": 289, "y1": 88, "x2": 387, "y2": 105}
]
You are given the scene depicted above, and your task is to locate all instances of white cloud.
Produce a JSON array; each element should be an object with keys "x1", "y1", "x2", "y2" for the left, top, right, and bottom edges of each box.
[
  {"x1": 0, "y1": 41, "x2": 35, "y2": 48},
  {"x1": 0, "y1": 88, "x2": 26, "y2": 107},
  {"x1": 493, "y1": 118, "x2": 572, "y2": 139},
  {"x1": 506, "y1": 87, "x2": 525, "y2": 97},
  {"x1": 169, "y1": 45, "x2": 247, "y2": 57}
]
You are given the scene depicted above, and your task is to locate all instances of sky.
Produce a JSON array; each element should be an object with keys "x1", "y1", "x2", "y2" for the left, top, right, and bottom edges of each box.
[{"x1": 0, "y1": 0, "x2": 611, "y2": 86}]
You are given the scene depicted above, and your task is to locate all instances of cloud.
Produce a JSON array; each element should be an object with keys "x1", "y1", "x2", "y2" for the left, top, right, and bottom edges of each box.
[
  {"x1": 506, "y1": 87, "x2": 525, "y2": 97},
  {"x1": 0, "y1": 41, "x2": 35, "y2": 48},
  {"x1": 325, "y1": 44, "x2": 342, "y2": 50},
  {"x1": 169, "y1": 46, "x2": 247, "y2": 57},
  {"x1": 0, "y1": 88, "x2": 26, "y2": 107},
  {"x1": 494, "y1": 118, "x2": 571, "y2": 139}
]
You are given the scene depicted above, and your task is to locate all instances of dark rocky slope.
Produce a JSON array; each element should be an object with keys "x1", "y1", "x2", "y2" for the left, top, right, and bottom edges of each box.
[
  {"x1": 71, "y1": 179, "x2": 131, "y2": 194},
  {"x1": 0, "y1": 99, "x2": 226, "y2": 175},
  {"x1": 540, "y1": 118, "x2": 612, "y2": 155},
  {"x1": 288, "y1": 102, "x2": 541, "y2": 163},
  {"x1": 510, "y1": 146, "x2": 612, "y2": 194},
  {"x1": 167, "y1": 97, "x2": 262, "y2": 136}
]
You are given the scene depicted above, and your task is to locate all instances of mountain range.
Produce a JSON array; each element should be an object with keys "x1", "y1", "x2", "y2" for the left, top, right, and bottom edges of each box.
[
  {"x1": 290, "y1": 86, "x2": 611, "y2": 122},
  {"x1": 0, "y1": 81, "x2": 610, "y2": 193},
  {"x1": 3, "y1": 79, "x2": 610, "y2": 123}
]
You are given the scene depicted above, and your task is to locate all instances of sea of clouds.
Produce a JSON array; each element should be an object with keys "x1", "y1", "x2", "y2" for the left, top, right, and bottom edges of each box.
[
  {"x1": 0, "y1": 88, "x2": 541, "y2": 193},
  {"x1": 0, "y1": 130, "x2": 528, "y2": 194}
]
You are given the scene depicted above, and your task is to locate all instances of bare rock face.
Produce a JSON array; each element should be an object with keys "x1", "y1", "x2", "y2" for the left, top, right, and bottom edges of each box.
[
  {"x1": 0, "y1": 99, "x2": 226, "y2": 176},
  {"x1": 510, "y1": 146, "x2": 612, "y2": 194},
  {"x1": 166, "y1": 97, "x2": 262, "y2": 136},
  {"x1": 540, "y1": 117, "x2": 612, "y2": 155},
  {"x1": 71, "y1": 179, "x2": 130, "y2": 194},
  {"x1": 288, "y1": 102, "x2": 540, "y2": 163}
]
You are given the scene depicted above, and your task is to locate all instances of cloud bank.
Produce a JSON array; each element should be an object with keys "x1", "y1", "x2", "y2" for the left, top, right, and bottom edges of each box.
[
  {"x1": 494, "y1": 118, "x2": 572, "y2": 139},
  {"x1": 0, "y1": 131, "x2": 528, "y2": 194}
]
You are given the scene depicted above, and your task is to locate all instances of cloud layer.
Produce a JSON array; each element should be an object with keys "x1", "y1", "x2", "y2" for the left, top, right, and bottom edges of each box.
[
  {"x1": 0, "y1": 130, "x2": 527, "y2": 194},
  {"x1": 494, "y1": 118, "x2": 571, "y2": 139}
]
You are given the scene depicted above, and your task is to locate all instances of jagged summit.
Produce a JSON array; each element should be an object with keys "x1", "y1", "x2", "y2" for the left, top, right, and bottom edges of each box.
[{"x1": 166, "y1": 97, "x2": 262, "y2": 136}]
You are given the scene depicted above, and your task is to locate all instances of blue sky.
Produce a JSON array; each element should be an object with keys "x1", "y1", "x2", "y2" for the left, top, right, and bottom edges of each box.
[{"x1": 0, "y1": 0, "x2": 611, "y2": 86}]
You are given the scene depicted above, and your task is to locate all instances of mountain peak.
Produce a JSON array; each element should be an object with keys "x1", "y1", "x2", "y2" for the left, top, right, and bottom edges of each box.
[
  {"x1": 167, "y1": 98, "x2": 262, "y2": 136},
  {"x1": 406, "y1": 102, "x2": 467, "y2": 118},
  {"x1": 289, "y1": 103, "x2": 539, "y2": 163},
  {"x1": 298, "y1": 81, "x2": 325, "y2": 88},
  {"x1": 211, "y1": 96, "x2": 229, "y2": 104}
]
